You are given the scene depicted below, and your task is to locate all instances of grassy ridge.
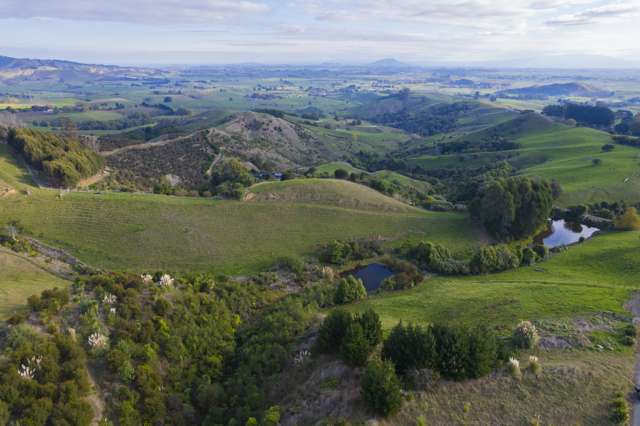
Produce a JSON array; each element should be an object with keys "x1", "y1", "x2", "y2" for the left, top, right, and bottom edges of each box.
[
  {"x1": 351, "y1": 230, "x2": 640, "y2": 332},
  {"x1": 0, "y1": 146, "x2": 477, "y2": 273},
  {"x1": 313, "y1": 162, "x2": 433, "y2": 195},
  {"x1": 0, "y1": 249, "x2": 69, "y2": 319}
]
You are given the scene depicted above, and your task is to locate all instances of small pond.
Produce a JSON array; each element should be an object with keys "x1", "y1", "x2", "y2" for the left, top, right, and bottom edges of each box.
[
  {"x1": 349, "y1": 263, "x2": 395, "y2": 293},
  {"x1": 539, "y1": 219, "x2": 599, "y2": 248}
]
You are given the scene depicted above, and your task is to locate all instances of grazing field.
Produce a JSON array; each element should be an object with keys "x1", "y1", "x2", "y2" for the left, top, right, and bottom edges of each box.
[
  {"x1": 518, "y1": 128, "x2": 640, "y2": 205},
  {"x1": 351, "y1": 230, "x2": 640, "y2": 332},
  {"x1": 0, "y1": 249, "x2": 69, "y2": 319}
]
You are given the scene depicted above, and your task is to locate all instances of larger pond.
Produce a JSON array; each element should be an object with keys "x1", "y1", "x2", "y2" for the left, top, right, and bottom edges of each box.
[
  {"x1": 350, "y1": 263, "x2": 395, "y2": 293},
  {"x1": 539, "y1": 219, "x2": 599, "y2": 248}
]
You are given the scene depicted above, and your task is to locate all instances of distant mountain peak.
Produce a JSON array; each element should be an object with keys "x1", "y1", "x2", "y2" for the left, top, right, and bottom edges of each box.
[{"x1": 367, "y1": 58, "x2": 411, "y2": 68}]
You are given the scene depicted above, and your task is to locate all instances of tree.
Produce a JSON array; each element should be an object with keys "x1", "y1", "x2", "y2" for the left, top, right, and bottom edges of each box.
[
  {"x1": 381, "y1": 322, "x2": 435, "y2": 375},
  {"x1": 470, "y1": 176, "x2": 553, "y2": 241},
  {"x1": 340, "y1": 322, "x2": 371, "y2": 366},
  {"x1": 334, "y1": 276, "x2": 367, "y2": 305},
  {"x1": 614, "y1": 207, "x2": 640, "y2": 231},
  {"x1": 315, "y1": 310, "x2": 353, "y2": 353},
  {"x1": 334, "y1": 168, "x2": 349, "y2": 179},
  {"x1": 357, "y1": 309, "x2": 383, "y2": 347},
  {"x1": 211, "y1": 158, "x2": 255, "y2": 188},
  {"x1": 465, "y1": 326, "x2": 498, "y2": 379},
  {"x1": 361, "y1": 360, "x2": 403, "y2": 417}
]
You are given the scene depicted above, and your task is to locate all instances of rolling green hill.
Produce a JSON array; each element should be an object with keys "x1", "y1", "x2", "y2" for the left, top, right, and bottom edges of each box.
[
  {"x1": 0, "y1": 144, "x2": 478, "y2": 274},
  {"x1": 313, "y1": 162, "x2": 433, "y2": 196},
  {"x1": 350, "y1": 229, "x2": 640, "y2": 332},
  {"x1": 408, "y1": 114, "x2": 640, "y2": 205},
  {"x1": 246, "y1": 178, "x2": 419, "y2": 212}
]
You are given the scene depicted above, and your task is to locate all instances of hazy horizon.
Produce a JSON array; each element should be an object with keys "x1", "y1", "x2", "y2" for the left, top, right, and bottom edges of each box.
[{"x1": 1, "y1": 0, "x2": 640, "y2": 68}]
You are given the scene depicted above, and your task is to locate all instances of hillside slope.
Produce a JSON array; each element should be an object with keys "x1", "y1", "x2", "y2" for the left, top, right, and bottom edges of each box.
[
  {"x1": 245, "y1": 179, "x2": 419, "y2": 213},
  {"x1": 0, "y1": 146, "x2": 477, "y2": 273}
]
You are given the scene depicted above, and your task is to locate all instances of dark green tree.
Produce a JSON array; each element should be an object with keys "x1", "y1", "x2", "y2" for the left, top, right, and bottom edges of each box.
[
  {"x1": 340, "y1": 322, "x2": 371, "y2": 366},
  {"x1": 361, "y1": 360, "x2": 403, "y2": 417},
  {"x1": 381, "y1": 322, "x2": 436, "y2": 375}
]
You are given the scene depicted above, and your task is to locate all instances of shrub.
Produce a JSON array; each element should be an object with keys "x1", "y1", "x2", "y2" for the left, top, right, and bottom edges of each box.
[
  {"x1": 361, "y1": 360, "x2": 403, "y2": 417},
  {"x1": 320, "y1": 239, "x2": 383, "y2": 265},
  {"x1": 611, "y1": 392, "x2": 629, "y2": 425},
  {"x1": 528, "y1": 355, "x2": 542, "y2": 377},
  {"x1": 340, "y1": 322, "x2": 371, "y2": 367},
  {"x1": 508, "y1": 357, "x2": 522, "y2": 380},
  {"x1": 469, "y1": 245, "x2": 521, "y2": 274},
  {"x1": 614, "y1": 207, "x2": 640, "y2": 231},
  {"x1": 512, "y1": 321, "x2": 540, "y2": 349},
  {"x1": 334, "y1": 276, "x2": 367, "y2": 305},
  {"x1": 262, "y1": 406, "x2": 281, "y2": 426},
  {"x1": 405, "y1": 241, "x2": 467, "y2": 275}
]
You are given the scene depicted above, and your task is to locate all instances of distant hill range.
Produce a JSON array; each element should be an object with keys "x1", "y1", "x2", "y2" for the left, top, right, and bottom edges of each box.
[
  {"x1": 497, "y1": 82, "x2": 614, "y2": 99},
  {"x1": 0, "y1": 55, "x2": 162, "y2": 83},
  {"x1": 366, "y1": 58, "x2": 416, "y2": 70}
]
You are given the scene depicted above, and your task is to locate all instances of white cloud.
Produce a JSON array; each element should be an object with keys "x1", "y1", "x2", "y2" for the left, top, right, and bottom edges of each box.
[
  {"x1": 546, "y1": 1, "x2": 637, "y2": 26},
  {"x1": 0, "y1": 0, "x2": 269, "y2": 24}
]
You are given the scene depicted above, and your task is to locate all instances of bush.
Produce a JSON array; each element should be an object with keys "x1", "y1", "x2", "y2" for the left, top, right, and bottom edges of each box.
[
  {"x1": 361, "y1": 360, "x2": 403, "y2": 417},
  {"x1": 405, "y1": 241, "x2": 467, "y2": 275},
  {"x1": 614, "y1": 207, "x2": 640, "y2": 231},
  {"x1": 320, "y1": 239, "x2": 383, "y2": 265},
  {"x1": 469, "y1": 245, "x2": 521, "y2": 274},
  {"x1": 508, "y1": 357, "x2": 522, "y2": 380},
  {"x1": 611, "y1": 392, "x2": 630, "y2": 425},
  {"x1": 527, "y1": 355, "x2": 542, "y2": 377},
  {"x1": 334, "y1": 276, "x2": 367, "y2": 305},
  {"x1": 512, "y1": 321, "x2": 539, "y2": 349}
]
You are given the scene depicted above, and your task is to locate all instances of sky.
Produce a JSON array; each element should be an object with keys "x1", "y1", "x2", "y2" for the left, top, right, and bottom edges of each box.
[{"x1": 0, "y1": 0, "x2": 639, "y2": 67}]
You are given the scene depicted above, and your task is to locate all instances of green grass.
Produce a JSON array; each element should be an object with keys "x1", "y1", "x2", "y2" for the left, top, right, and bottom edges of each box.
[
  {"x1": 408, "y1": 119, "x2": 640, "y2": 205},
  {"x1": 0, "y1": 147, "x2": 477, "y2": 274},
  {"x1": 351, "y1": 230, "x2": 640, "y2": 333},
  {"x1": 313, "y1": 162, "x2": 433, "y2": 195},
  {"x1": 248, "y1": 179, "x2": 419, "y2": 213},
  {"x1": 0, "y1": 249, "x2": 69, "y2": 319},
  {"x1": 0, "y1": 190, "x2": 477, "y2": 275}
]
